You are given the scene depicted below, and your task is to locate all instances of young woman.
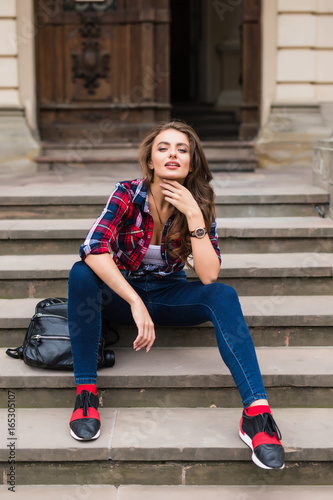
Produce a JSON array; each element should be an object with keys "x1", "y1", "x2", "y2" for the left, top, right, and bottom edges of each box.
[{"x1": 68, "y1": 121, "x2": 284, "y2": 470}]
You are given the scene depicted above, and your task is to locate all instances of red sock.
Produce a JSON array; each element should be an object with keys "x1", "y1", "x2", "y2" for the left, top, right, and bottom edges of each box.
[
  {"x1": 76, "y1": 384, "x2": 98, "y2": 396},
  {"x1": 245, "y1": 405, "x2": 271, "y2": 417}
]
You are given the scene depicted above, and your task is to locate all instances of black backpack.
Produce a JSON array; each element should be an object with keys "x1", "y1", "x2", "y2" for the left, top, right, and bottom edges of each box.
[{"x1": 6, "y1": 298, "x2": 117, "y2": 370}]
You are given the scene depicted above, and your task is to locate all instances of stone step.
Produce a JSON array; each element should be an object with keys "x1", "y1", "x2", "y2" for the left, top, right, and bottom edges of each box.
[
  {"x1": 1, "y1": 294, "x2": 333, "y2": 330},
  {"x1": 1, "y1": 253, "x2": 332, "y2": 299},
  {"x1": 2, "y1": 324, "x2": 333, "y2": 352},
  {"x1": 219, "y1": 216, "x2": 333, "y2": 237},
  {"x1": 2, "y1": 486, "x2": 333, "y2": 500},
  {"x1": 2, "y1": 322, "x2": 332, "y2": 350},
  {"x1": 1, "y1": 252, "x2": 332, "y2": 279},
  {"x1": 35, "y1": 141, "x2": 258, "y2": 172},
  {"x1": 214, "y1": 184, "x2": 328, "y2": 217},
  {"x1": 1, "y1": 346, "x2": 332, "y2": 408},
  {"x1": 0, "y1": 407, "x2": 332, "y2": 486},
  {"x1": 219, "y1": 217, "x2": 333, "y2": 253},
  {"x1": 0, "y1": 184, "x2": 328, "y2": 219},
  {"x1": 1, "y1": 217, "x2": 333, "y2": 254}
]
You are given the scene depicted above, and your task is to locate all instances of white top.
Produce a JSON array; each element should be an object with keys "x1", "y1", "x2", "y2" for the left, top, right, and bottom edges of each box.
[{"x1": 141, "y1": 244, "x2": 164, "y2": 267}]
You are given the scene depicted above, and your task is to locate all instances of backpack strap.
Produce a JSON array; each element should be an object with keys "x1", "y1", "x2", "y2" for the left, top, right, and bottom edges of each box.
[{"x1": 6, "y1": 346, "x2": 24, "y2": 360}]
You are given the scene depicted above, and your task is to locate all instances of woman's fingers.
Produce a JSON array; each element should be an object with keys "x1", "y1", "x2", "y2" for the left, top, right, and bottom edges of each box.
[
  {"x1": 134, "y1": 321, "x2": 155, "y2": 347},
  {"x1": 133, "y1": 323, "x2": 155, "y2": 352},
  {"x1": 131, "y1": 301, "x2": 155, "y2": 353},
  {"x1": 160, "y1": 181, "x2": 182, "y2": 196},
  {"x1": 160, "y1": 187, "x2": 179, "y2": 200}
]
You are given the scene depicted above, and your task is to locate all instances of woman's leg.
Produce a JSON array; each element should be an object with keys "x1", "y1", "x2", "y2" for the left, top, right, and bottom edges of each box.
[
  {"x1": 149, "y1": 278, "x2": 284, "y2": 469},
  {"x1": 67, "y1": 260, "x2": 135, "y2": 441},
  {"x1": 150, "y1": 279, "x2": 266, "y2": 407},
  {"x1": 68, "y1": 260, "x2": 134, "y2": 384}
]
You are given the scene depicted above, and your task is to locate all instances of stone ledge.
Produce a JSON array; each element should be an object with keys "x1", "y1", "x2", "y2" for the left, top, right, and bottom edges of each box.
[
  {"x1": 0, "y1": 407, "x2": 332, "y2": 462},
  {"x1": 1, "y1": 485, "x2": 333, "y2": 500},
  {"x1": 0, "y1": 184, "x2": 328, "y2": 205},
  {"x1": 0, "y1": 485, "x2": 117, "y2": 500},
  {"x1": 0, "y1": 115, "x2": 39, "y2": 168},
  {"x1": 1, "y1": 346, "x2": 333, "y2": 389},
  {"x1": 1, "y1": 295, "x2": 333, "y2": 328},
  {"x1": 0, "y1": 253, "x2": 332, "y2": 279},
  {"x1": 313, "y1": 137, "x2": 333, "y2": 217},
  {"x1": 117, "y1": 485, "x2": 333, "y2": 500},
  {"x1": 218, "y1": 217, "x2": 333, "y2": 238},
  {"x1": 1, "y1": 217, "x2": 333, "y2": 240}
]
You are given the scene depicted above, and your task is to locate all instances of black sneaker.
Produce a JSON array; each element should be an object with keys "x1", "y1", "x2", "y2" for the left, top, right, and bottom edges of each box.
[
  {"x1": 239, "y1": 407, "x2": 285, "y2": 470},
  {"x1": 69, "y1": 390, "x2": 101, "y2": 441}
]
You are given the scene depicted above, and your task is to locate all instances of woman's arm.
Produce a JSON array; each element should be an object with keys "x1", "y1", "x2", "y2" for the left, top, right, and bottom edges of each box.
[
  {"x1": 161, "y1": 180, "x2": 220, "y2": 285},
  {"x1": 85, "y1": 253, "x2": 155, "y2": 352},
  {"x1": 186, "y1": 210, "x2": 220, "y2": 284}
]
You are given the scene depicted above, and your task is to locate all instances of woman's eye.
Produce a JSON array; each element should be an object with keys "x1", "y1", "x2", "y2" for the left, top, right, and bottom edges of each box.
[
  {"x1": 179, "y1": 149, "x2": 188, "y2": 153},
  {"x1": 158, "y1": 148, "x2": 167, "y2": 152}
]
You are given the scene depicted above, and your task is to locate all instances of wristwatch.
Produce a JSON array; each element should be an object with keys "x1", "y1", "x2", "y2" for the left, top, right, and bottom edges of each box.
[{"x1": 189, "y1": 227, "x2": 207, "y2": 239}]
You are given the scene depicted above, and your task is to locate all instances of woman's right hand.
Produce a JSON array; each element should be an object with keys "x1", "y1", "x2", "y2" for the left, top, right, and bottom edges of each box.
[
  {"x1": 131, "y1": 299, "x2": 155, "y2": 353},
  {"x1": 84, "y1": 254, "x2": 156, "y2": 352}
]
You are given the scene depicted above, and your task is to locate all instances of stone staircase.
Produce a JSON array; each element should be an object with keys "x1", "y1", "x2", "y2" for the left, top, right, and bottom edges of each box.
[
  {"x1": 34, "y1": 139, "x2": 257, "y2": 173},
  {"x1": 1, "y1": 170, "x2": 333, "y2": 496}
]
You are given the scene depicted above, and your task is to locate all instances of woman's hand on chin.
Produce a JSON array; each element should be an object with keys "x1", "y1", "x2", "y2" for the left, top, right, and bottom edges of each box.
[{"x1": 160, "y1": 179, "x2": 201, "y2": 218}]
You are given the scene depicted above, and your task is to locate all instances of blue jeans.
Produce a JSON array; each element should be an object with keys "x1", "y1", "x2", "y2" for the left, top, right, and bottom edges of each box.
[{"x1": 68, "y1": 261, "x2": 267, "y2": 407}]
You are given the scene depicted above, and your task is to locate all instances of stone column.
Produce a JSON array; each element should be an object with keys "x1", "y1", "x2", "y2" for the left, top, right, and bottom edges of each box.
[{"x1": 0, "y1": 0, "x2": 38, "y2": 174}]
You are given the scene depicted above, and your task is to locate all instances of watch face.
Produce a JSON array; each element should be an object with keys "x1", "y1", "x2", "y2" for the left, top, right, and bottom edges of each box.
[{"x1": 195, "y1": 227, "x2": 205, "y2": 238}]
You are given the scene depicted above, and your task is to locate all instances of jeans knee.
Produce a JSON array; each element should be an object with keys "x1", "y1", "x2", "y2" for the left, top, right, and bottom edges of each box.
[
  {"x1": 68, "y1": 261, "x2": 103, "y2": 327},
  {"x1": 200, "y1": 282, "x2": 239, "y2": 307},
  {"x1": 69, "y1": 260, "x2": 99, "y2": 291},
  {"x1": 201, "y1": 283, "x2": 250, "y2": 342}
]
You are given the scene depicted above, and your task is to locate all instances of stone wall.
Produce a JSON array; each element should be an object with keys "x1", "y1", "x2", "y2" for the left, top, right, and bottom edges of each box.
[
  {"x1": 0, "y1": 1, "x2": 38, "y2": 173},
  {"x1": 258, "y1": 0, "x2": 333, "y2": 167},
  {"x1": 0, "y1": 0, "x2": 19, "y2": 107},
  {"x1": 276, "y1": 0, "x2": 333, "y2": 103}
]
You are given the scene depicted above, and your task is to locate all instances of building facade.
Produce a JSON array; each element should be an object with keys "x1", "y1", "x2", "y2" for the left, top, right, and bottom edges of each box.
[{"x1": 0, "y1": 0, "x2": 332, "y2": 170}]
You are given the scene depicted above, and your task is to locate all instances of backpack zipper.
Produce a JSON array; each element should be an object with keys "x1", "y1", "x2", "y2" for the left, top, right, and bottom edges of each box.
[
  {"x1": 31, "y1": 334, "x2": 69, "y2": 341},
  {"x1": 34, "y1": 313, "x2": 67, "y2": 320}
]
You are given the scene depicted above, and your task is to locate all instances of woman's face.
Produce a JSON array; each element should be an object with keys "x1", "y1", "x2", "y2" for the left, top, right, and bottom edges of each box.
[{"x1": 149, "y1": 128, "x2": 191, "y2": 184}]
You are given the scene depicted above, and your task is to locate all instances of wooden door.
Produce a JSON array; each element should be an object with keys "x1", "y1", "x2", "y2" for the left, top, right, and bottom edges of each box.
[
  {"x1": 240, "y1": 0, "x2": 261, "y2": 139},
  {"x1": 35, "y1": 0, "x2": 170, "y2": 142}
]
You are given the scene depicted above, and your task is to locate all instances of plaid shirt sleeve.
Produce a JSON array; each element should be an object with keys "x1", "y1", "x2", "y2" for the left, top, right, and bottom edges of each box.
[
  {"x1": 79, "y1": 182, "x2": 131, "y2": 259},
  {"x1": 209, "y1": 217, "x2": 222, "y2": 264}
]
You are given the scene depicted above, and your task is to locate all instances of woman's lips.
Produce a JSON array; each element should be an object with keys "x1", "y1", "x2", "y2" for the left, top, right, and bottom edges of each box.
[{"x1": 165, "y1": 162, "x2": 180, "y2": 169}]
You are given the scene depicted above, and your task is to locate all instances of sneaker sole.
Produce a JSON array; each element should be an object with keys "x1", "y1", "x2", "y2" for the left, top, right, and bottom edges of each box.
[
  {"x1": 70, "y1": 427, "x2": 101, "y2": 441},
  {"x1": 239, "y1": 430, "x2": 285, "y2": 470}
]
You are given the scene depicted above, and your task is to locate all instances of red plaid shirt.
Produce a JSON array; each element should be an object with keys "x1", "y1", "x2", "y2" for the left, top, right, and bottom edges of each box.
[{"x1": 80, "y1": 178, "x2": 221, "y2": 276}]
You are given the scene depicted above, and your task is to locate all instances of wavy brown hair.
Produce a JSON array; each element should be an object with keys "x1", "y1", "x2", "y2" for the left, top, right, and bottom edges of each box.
[{"x1": 139, "y1": 120, "x2": 215, "y2": 265}]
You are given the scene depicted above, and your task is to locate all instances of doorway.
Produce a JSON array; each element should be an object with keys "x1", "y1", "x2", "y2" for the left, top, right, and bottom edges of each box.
[
  {"x1": 170, "y1": 0, "x2": 243, "y2": 140},
  {"x1": 170, "y1": 0, "x2": 261, "y2": 141}
]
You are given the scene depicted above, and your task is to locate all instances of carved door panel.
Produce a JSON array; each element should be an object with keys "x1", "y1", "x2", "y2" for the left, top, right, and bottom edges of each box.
[{"x1": 35, "y1": 0, "x2": 170, "y2": 142}]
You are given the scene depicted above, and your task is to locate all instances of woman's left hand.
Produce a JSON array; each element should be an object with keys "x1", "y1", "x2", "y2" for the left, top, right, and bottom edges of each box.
[{"x1": 160, "y1": 179, "x2": 201, "y2": 218}]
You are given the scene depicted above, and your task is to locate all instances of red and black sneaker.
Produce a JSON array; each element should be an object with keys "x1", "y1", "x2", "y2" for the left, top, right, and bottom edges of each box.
[
  {"x1": 69, "y1": 389, "x2": 100, "y2": 441},
  {"x1": 239, "y1": 405, "x2": 285, "y2": 470}
]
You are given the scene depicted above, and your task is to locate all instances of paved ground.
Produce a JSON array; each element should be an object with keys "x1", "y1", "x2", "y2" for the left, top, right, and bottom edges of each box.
[{"x1": 0, "y1": 163, "x2": 313, "y2": 191}]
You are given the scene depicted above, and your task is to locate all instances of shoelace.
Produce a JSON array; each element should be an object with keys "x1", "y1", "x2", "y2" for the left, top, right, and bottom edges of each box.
[
  {"x1": 261, "y1": 413, "x2": 282, "y2": 440},
  {"x1": 80, "y1": 390, "x2": 90, "y2": 417}
]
